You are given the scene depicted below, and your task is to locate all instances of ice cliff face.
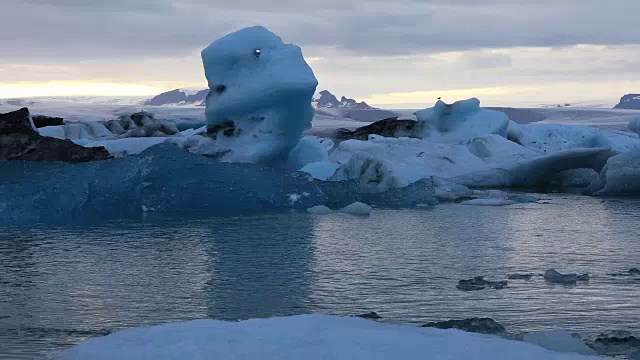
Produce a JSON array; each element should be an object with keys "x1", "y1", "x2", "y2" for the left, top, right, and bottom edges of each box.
[{"x1": 201, "y1": 26, "x2": 318, "y2": 163}]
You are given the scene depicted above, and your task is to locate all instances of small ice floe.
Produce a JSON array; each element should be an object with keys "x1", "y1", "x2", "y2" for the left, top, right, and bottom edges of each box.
[
  {"x1": 544, "y1": 269, "x2": 590, "y2": 285},
  {"x1": 460, "y1": 199, "x2": 518, "y2": 206},
  {"x1": 608, "y1": 268, "x2": 640, "y2": 277},
  {"x1": 456, "y1": 276, "x2": 508, "y2": 291},
  {"x1": 507, "y1": 273, "x2": 535, "y2": 280},
  {"x1": 339, "y1": 202, "x2": 372, "y2": 216},
  {"x1": 421, "y1": 317, "x2": 507, "y2": 336},
  {"x1": 307, "y1": 205, "x2": 333, "y2": 215},
  {"x1": 523, "y1": 330, "x2": 596, "y2": 356},
  {"x1": 354, "y1": 312, "x2": 382, "y2": 320}
]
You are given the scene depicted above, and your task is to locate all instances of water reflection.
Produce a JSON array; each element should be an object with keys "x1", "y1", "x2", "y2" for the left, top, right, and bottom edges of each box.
[
  {"x1": 0, "y1": 197, "x2": 639, "y2": 359},
  {"x1": 204, "y1": 214, "x2": 316, "y2": 320}
]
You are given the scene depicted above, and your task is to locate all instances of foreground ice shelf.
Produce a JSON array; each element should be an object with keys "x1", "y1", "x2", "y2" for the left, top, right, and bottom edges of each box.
[{"x1": 54, "y1": 315, "x2": 597, "y2": 360}]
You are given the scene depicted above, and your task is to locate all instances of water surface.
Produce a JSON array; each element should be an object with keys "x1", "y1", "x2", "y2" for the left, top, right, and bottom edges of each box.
[{"x1": 1, "y1": 194, "x2": 639, "y2": 359}]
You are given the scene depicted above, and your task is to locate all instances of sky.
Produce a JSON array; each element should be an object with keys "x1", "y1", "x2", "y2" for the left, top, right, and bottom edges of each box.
[{"x1": 1, "y1": 0, "x2": 640, "y2": 107}]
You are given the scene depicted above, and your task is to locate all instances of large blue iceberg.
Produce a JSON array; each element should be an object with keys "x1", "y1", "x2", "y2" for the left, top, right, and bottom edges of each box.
[
  {"x1": 0, "y1": 144, "x2": 435, "y2": 225},
  {"x1": 201, "y1": 26, "x2": 318, "y2": 163}
]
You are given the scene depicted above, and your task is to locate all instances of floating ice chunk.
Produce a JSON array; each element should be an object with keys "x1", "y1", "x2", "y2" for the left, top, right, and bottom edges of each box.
[
  {"x1": 523, "y1": 330, "x2": 597, "y2": 356},
  {"x1": 332, "y1": 151, "x2": 399, "y2": 192},
  {"x1": 177, "y1": 126, "x2": 206, "y2": 138},
  {"x1": 468, "y1": 134, "x2": 538, "y2": 164},
  {"x1": 201, "y1": 26, "x2": 318, "y2": 162},
  {"x1": 329, "y1": 136, "x2": 488, "y2": 191},
  {"x1": 307, "y1": 205, "x2": 333, "y2": 214},
  {"x1": 507, "y1": 122, "x2": 640, "y2": 154},
  {"x1": 318, "y1": 131, "x2": 617, "y2": 191},
  {"x1": 39, "y1": 121, "x2": 113, "y2": 140},
  {"x1": 433, "y1": 177, "x2": 473, "y2": 202},
  {"x1": 287, "y1": 136, "x2": 329, "y2": 170},
  {"x1": 299, "y1": 161, "x2": 340, "y2": 181},
  {"x1": 629, "y1": 117, "x2": 640, "y2": 136},
  {"x1": 460, "y1": 199, "x2": 517, "y2": 206},
  {"x1": 588, "y1": 148, "x2": 640, "y2": 196},
  {"x1": 73, "y1": 137, "x2": 173, "y2": 157},
  {"x1": 114, "y1": 111, "x2": 179, "y2": 138},
  {"x1": 452, "y1": 147, "x2": 616, "y2": 188},
  {"x1": 543, "y1": 269, "x2": 589, "y2": 285},
  {"x1": 422, "y1": 317, "x2": 507, "y2": 335},
  {"x1": 339, "y1": 202, "x2": 372, "y2": 216},
  {"x1": 415, "y1": 98, "x2": 509, "y2": 144},
  {"x1": 56, "y1": 315, "x2": 597, "y2": 360}
]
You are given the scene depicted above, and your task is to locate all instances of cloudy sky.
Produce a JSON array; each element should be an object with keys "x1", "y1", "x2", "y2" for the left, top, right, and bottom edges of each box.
[{"x1": 1, "y1": 0, "x2": 640, "y2": 107}]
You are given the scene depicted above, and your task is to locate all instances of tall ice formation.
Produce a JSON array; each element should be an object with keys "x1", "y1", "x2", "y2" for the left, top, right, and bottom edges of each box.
[{"x1": 201, "y1": 26, "x2": 318, "y2": 162}]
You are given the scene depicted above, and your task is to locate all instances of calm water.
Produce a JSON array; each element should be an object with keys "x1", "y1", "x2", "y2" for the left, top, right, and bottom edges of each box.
[{"x1": 1, "y1": 194, "x2": 639, "y2": 359}]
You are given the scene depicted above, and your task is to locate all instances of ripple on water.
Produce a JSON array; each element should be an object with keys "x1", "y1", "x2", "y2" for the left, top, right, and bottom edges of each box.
[{"x1": 0, "y1": 194, "x2": 639, "y2": 358}]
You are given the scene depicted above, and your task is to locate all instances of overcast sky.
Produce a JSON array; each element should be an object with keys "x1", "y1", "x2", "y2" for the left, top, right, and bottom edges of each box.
[{"x1": 1, "y1": 0, "x2": 640, "y2": 107}]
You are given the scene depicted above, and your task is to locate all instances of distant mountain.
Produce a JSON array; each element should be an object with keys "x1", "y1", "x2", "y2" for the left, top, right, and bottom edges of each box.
[
  {"x1": 143, "y1": 88, "x2": 376, "y2": 109},
  {"x1": 143, "y1": 88, "x2": 209, "y2": 106},
  {"x1": 614, "y1": 94, "x2": 640, "y2": 110},
  {"x1": 313, "y1": 90, "x2": 377, "y2": 109}
]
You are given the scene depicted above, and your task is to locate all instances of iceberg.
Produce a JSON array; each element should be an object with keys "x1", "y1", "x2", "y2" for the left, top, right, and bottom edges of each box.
[
  {"x1": 287, "y1": 136, "x2": 330, "y2": 170},
  {"x1": 304, "y1": 132, "x2": 615, "y2": 191},
  {"x1": 507, "y1": 122, "x2": 640, "y2": 154},
  {"x1": 201, "y1": 26, "x2": 318, "y2": 163},
  {"x1": 38, "y1": 121, "x2": 113, "y2": 140},
  {"x1": 55, "y1": 315, "x2": 597, "y2": 360},
  {"x1": 415, "y1": 98, "x2": 509, "y2": 144},
  {"x1": 0, "y1": 144, "x2": 326, "y2": 225},
  {"x1": 629, "y1": 117, "x2": 640, "y2": 136},
  {"x1": 587, "y1": 148, "x2": 640, "y2": 196},
  {"x1": 0, "y1": 143, "x2": 437, "y2": 225}
]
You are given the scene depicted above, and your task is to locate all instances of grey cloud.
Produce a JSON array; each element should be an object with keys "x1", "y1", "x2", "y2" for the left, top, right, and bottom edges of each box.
[{"x1": 1, "y1": 0, "x2": 640, "y2": 62}]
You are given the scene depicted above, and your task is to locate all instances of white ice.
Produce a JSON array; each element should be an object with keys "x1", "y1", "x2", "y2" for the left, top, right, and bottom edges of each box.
[
  {"x1": 39, "y1": 122, "x2": 113, "y2": 140},
  {"x1": 201, "y1": 26, "x2": 318, "y2": 163},
  {"x1": 55, "y1": 315, "x2": 598, "y2": 360},
  {"x1": 302, "y1": 97, "x2": 640, "y2": 193},
  {"x1": 415, "y1": 98, "x2": 509, "y2": 144},
  {"x1": 339, "y1": 202, "x2": 372, "y2": 216},
  {"x1": 588, "y1": 148, "x2": 640, "y2": 196},
  {"x1": 629, "y1": 117, "x2": 640, "y2": 136},
  {"x1": 460, "y1": 199, "x2": 518, "y2": 206},
  {"x1": 287, "y1": 136, "x2": 329, "y2": 170},
  {"x1": 307, "y1": 205, "x2": 333, "y2": 214}
]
